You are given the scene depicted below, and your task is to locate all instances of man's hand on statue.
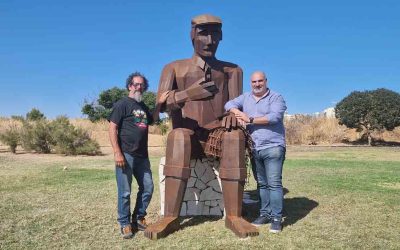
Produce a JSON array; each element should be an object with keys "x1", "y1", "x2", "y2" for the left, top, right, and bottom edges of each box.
[
  {"x1": 114, "y1": 151, "x2": 126, "y2": 168},
  {"x1": 229, "y1": 108, "x2": 242, "y2": 116},
  {"x1": 222, "y1": 112, "x2": 238, "y2": 130},
  {"x1": 158, "y1": 90, "x2": 171, "y2": 104},
  {"x1": 237, "y1": 118, "x2": 247, "y2": 127},
  {"x1": 234, "y1": 112, "x2": 250, "y2": 123}
]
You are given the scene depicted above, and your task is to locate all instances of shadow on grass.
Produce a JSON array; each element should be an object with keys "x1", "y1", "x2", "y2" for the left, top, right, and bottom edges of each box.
[
  {"x1": 283, "y1": 197, "x2": 318, "y2": 226},
  {"x1": 242, "y1": 188, "x2": 318, "y2": 226},
  {"x1": 179, "y1": 216, "x2": 222, "y2": 230},
  {"x1": 342, "y1": 136, "x2": 400, "y2": 147}
]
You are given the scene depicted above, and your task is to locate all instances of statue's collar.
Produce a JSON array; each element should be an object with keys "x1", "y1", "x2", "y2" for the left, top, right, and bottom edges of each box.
[{"x1": 192, "y1": 54, "x2": 216, "y2": 71}]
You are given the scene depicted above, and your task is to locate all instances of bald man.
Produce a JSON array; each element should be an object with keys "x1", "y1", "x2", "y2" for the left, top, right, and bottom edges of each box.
[{"x1": 225, "y1": 71, "x2": 287, "y2": 233}]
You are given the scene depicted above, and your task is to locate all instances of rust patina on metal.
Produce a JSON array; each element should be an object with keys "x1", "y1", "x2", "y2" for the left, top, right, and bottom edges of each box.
[{"x1": 144, "y1": 14, "x2": 259, "y2": 239}]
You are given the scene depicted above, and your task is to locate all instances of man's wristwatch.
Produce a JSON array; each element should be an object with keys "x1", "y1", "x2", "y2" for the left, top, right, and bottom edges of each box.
[{"x1": 249, "y1": 117, "x2": 254, "y2": 124}]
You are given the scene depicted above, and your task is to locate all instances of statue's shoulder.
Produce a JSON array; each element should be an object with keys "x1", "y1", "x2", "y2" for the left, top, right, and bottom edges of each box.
[
  {"x1": 163, "y1": 58, "x2": 192, "y2": 69},
  {"x1": 217, "y1": 60, "x2": 243, "y2": 73}
]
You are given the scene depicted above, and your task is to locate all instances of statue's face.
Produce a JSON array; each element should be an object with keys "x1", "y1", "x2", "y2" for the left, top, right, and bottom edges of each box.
[{"x1": 193, "y1": 24, "x2": 222, "y2": 58}]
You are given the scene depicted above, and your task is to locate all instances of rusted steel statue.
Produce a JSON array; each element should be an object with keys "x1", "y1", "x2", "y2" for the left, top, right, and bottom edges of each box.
[{"x1": 145, "y1": 14, "x2": 259, "y2": 239}]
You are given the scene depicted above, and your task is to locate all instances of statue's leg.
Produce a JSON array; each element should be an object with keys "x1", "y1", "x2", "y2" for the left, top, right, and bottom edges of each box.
[
  {"x1": 219, "y1": 130, "x2": 259, "y2": 238},
  {"x1": 145, "y1": 128, "x2": 192, "y2": 240}
]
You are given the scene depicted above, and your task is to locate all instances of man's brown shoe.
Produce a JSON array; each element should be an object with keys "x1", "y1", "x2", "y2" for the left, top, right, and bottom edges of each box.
[
  {"x1": 136, "y1": 218, "x2": 148, "y2": 231},
  {"x1": 121, "y1": 224, "x2": 133, "y2": 239}
]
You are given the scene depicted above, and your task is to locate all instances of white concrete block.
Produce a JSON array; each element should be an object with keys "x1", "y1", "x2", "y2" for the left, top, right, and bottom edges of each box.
[
  {"x1": 205, "y1": 200, "x2": 211, "y2": 206},
  {"x1": 159, "y1": 158, "x2": 165, "y2": 215}
]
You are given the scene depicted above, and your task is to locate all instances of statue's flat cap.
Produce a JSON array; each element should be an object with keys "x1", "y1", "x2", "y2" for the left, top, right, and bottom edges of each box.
[{"x1": 191, "y1": 14, "x2": 222, "y2": 27}]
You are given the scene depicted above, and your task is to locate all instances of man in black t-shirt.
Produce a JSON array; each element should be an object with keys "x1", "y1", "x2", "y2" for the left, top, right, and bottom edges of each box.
[{"x1": 108, "y1": 71, "x2": 169, "y2": 239}]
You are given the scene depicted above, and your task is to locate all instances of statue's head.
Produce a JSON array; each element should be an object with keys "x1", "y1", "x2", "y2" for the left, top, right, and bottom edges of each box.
[{"x1": 190, "y1": 14, "x2": 222, "y2": 58}]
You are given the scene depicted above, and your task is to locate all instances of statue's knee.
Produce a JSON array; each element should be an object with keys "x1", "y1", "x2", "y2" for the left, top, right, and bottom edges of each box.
[
  {"x1": 219, "y1": 130, "x2": 247, "y2": 180},
  {"x1": 164, "y1": 128, "x2": 193, "y2": 179},
  {"x1": 166, "y1": 128, "x2": 193, "y2": 148}
]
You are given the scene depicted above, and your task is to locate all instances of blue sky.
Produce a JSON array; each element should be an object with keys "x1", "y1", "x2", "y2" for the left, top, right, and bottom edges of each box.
[{"x1": 1, "y1": 0, "x2": 399, "y2": 118}]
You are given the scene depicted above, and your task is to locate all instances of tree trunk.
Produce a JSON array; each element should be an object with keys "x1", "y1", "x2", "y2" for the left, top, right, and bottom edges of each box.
[{"x1": 367, "y1": 133, "x2": 372, "y2": 146}]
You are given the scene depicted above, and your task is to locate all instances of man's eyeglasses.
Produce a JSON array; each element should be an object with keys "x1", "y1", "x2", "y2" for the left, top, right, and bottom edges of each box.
[{"x1": 131, "y1": 82, "x2": 145, "y2": 87}]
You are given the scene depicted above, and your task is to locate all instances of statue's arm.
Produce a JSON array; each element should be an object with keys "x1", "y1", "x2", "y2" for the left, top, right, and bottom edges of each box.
[
  {"x1": 158, "y1": 64, "x2": 218, "y2": 112},
  {"x1": 157, "y1": 64, "x2": 176, "y2": 112},
  {"x1": 228, "y1": 66, "x2": 243, "y2": 100}
]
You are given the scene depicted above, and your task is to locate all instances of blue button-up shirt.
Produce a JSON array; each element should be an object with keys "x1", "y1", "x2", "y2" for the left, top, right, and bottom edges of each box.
[{"x1": 224, "y1": 90, "x2": 287, "y2": 150}]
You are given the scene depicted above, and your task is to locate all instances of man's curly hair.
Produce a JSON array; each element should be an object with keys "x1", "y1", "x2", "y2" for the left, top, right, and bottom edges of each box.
[{"x1": 125, "y1": 71, "x2": 149, "y2": 91}]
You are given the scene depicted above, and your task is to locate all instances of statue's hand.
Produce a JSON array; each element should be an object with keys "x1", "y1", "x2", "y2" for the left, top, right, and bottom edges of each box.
[
  {"x1": 186, "y1": 80, "x2": 218, "y2": 101},
  {"x1": 221, "y1": 112, "x2": 239, "y2": 130}
]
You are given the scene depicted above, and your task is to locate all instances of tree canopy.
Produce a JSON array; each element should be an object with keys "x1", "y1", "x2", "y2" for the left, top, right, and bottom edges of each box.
[
  {"x1": 82, "y1": 87, "x2": 157, "y2": 122},
  {"x1": 26, "y1": 108, "x2": 45, "y2": 121},
  {"x1": 335, "y1": 88, "x2": 400, "y2": 145}
]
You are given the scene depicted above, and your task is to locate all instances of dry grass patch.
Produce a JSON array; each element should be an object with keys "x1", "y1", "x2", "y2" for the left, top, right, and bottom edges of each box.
[{"x1": 1, "y1": 147, "x2": 400, "y2": 249}]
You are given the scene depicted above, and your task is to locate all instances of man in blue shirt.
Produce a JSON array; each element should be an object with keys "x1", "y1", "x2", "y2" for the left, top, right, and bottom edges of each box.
[{"x1": 224, "y1": 71, "x2": 287, "y2": 233}]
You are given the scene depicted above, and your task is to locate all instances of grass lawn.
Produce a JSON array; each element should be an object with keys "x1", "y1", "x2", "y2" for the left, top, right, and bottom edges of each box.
[{"x1": 0, "y1": 146, "x2": 399, "y2": 249}]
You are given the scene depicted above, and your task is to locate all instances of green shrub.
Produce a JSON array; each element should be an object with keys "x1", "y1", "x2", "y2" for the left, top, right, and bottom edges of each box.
[
  {"x1": 20, "y1": 119, "x2": 53, "y2": 153},
  {"x1": 156, "y1": 120, "x2": 170, "y2": 136},
  {"x1": 0, "y1": 124, "x2": 20, "y2": 153},
  {"x1": 50, "y1": 116, "x2": 101, "y2": 155}
]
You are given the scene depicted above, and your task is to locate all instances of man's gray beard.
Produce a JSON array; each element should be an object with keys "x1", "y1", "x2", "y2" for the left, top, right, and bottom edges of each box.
[
  {"x1": 252, "y1": 88, "x2": 264, "y2": 95},
  {"x1": 133, "y1": 91, "x2": 143, "y2": 102}
]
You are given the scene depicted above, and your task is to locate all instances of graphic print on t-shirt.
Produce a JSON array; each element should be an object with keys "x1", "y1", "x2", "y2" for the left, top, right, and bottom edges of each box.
[{"x1": 132, "y1": 109, "x2": 148, "y2": 128}]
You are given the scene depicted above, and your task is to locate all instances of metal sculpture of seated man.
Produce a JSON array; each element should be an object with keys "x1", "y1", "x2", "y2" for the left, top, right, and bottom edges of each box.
[{"x1": 144, "y1": 14, "x2": 259, "y2": 239}]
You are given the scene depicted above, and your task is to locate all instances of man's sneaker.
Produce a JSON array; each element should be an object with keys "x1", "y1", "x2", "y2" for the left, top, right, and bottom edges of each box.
[
  {"x1": 270, "y1": 218, "x2": 282, "y2": 233},
  {"x1": 136, "y1": 218, "x2": 148, "y2": 231},
  {"x1": 121, "y1": 224, "x2": 133, "y2": 239},
  {"x1": 251, "y1": 215, "x2": 271, "y2": 227}
]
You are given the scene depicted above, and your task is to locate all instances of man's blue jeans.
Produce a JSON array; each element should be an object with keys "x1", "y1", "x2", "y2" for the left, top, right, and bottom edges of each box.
[
  {"x1": 253, "y1": 146, "x2": 285, "y2": 220},
  {"x1": 115, "y1": 153, "x2": 154, "y2": 227}
]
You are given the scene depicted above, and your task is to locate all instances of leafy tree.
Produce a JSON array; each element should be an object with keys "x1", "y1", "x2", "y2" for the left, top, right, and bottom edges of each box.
[
  {"x1": 335, "y1": 88, "x2": 400, "y2": 145},
  {"x1": 82, "y1": 87, "x2": 157, "y2": 122},
  {"x1": 26, "y1": 108, "x2": 45, "y2": 121},
  {"x1": 142, "y1": 92, "x2": 156, "y2": 112}
]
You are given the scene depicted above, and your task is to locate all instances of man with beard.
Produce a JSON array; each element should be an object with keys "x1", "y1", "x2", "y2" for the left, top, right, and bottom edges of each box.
[
  {"x1": 225, "y1": 71, "x2": 287, "y2": 233},
  {"x1": 108, "y1": 71, "x2": 169, "y2": 239}
]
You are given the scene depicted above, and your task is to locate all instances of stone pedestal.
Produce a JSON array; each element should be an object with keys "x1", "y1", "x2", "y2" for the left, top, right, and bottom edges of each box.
[{"x1": 159, "y1": 157, "x2": 224, "y2": 216}]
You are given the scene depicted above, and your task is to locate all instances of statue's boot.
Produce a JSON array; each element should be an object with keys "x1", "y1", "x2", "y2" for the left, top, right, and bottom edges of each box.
[
  {"x1": 145, "y1": 128, "x2": 193, "y2": 240},
  {"x1": 144, "y1": 177, "x2": 185, "y2": 240},
  {"x1": 222, "y1": 179, "x2": 259, "y2": 237},
  {"x1": 220, "y1": 130, "x2": 259, "y2": 238}
]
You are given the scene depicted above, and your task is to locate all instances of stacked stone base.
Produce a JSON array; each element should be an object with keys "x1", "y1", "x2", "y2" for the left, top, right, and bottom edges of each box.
[{"x1": 159, "y1": 157, "x2": 224, "y2": 216}]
